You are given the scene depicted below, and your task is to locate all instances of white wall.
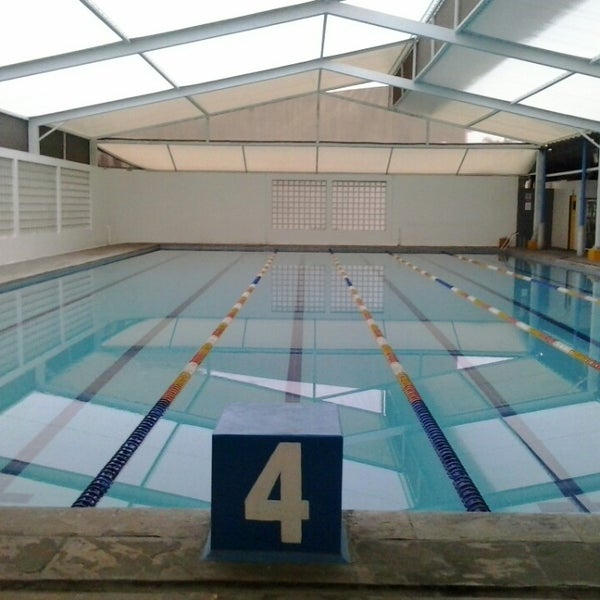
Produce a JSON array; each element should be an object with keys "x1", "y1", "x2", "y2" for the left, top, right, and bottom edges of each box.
[{"x1": 96, "y1": 169, "x2": 518, "y2": 247}]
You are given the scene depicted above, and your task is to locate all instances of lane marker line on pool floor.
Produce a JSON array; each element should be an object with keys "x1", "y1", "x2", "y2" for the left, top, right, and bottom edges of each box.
[
  {"x1": 72, "y1": 252, "x2": 277, "y2": 507},
  {"x1": 330, "y1": 251, "x2": 489, "y2": 512}
]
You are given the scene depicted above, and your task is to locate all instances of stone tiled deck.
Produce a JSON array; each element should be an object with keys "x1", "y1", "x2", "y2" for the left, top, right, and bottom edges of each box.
[{"x1": 1, "y1": 509, "x2": 600, "y2": 598}]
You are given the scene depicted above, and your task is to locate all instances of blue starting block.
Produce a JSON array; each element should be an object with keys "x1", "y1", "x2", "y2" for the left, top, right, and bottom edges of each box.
[{"x1": 208, "y1": 402, "x2": 346, "y2": 563}]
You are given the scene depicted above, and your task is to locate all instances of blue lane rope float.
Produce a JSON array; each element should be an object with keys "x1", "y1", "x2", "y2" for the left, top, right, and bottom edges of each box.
[
  {"x1": 72, "y1": 253, "x2": 277, "y2": 507},
  {"x1": 391, "y1": 253, "x2": 600, "y2": 373},
  {"x1": 329, "y1": 251, "x2": 490, "y2": 512},
  {"x1": 453, "y1": 253, "x2": 600, "y2": 305}
]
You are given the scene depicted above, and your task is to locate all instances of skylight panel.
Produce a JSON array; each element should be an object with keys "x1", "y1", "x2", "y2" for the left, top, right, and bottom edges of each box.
[
  {"x1": 466, "y1": 0, "x2": 600, "y2": 59},
  {"x1": 461, "y1": 57, "x2": 566, "y2": 103},
  {"x1": 521, "y1": 73, "x2": 600, "y2": 122},
  {"x1": 0, "y1": 56, "x2": 172, "y2": 118},
  {"x1": 0, "y1": 0, "x2": 120, "y2": 67},
  {"x1": 324, "y1": 16, "x2": 412, "y2": 55},
  {"x1": 423, "y1": 47, "x2": 566, "y2": 104},
  {"x1": 91, "y1": 0, "x2": 306, "y2": 38},
  {"x1": 341, "y1": 0, "x2": 437, "y2": 22},
  {"x1": 146, "y1": 17, "x2": 323, "y2": 88}
]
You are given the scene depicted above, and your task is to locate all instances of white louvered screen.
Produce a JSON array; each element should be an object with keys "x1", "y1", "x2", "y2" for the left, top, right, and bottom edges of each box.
[
  {"x1": 0, "y1": 157, "x2": 13, "y2": 236},
  {"x1": 60, "y1": 167, "x2": 91, "y2": 229},
  {"x1": 18, "y1": 161, "x2": 57, "y2": 233}
]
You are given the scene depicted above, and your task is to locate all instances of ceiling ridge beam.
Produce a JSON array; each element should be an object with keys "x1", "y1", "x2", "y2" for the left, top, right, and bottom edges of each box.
[
  {"x1": 0, "y1": 0, "x2": 339, "y2": 82},
  {"x1": 328, "y1": 3, "x2": 600, "y2": 79},
  {"x1": 322, "y1": 61, "x2": 597, "y2": 134},
  {"x1": 34, "y1": 57, "x2": 597, "y2": 135}
]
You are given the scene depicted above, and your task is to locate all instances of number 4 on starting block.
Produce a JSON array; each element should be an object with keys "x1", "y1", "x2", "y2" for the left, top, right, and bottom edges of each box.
[{"x1": 208, "y1": 403, "x2": 345, "y2": 562}]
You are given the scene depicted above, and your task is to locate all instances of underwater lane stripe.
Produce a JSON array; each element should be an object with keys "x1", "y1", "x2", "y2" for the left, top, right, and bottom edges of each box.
[
  {"x1": 0, "y1": 255, "x2": 244, "y2": 494},
  {"x1": 329, "y1": 251, "x2": 489, "y2": 512},
  {"x1": 383, "y1": 267, "x2": 589, "y2": 513},
  {"x1": 76, "y1": 255, "x2": 244, "y2": 402},
  {"x1": 454, "y1": 254, "x2": 600, "y2": 305},
  {"x1": 0, "y1": 251, "x2": 185, "y2": 340},
  {"x1": 71, "y1": 253, "x2": 277, "y2": 507},
  {"x1": 391, "y1": 254, "x2": 600, "y2": 373},
  {"x1": 429, "y1": 255, "x2": 598, "y2": 349},
  {"x1": 286, "y1": 259, "x2": 306, "y2": 403}
]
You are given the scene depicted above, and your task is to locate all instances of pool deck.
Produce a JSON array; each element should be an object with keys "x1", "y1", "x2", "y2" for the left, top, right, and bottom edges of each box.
[{"x1": 1, "y1": 244, "x2": 600, "y2": 598}]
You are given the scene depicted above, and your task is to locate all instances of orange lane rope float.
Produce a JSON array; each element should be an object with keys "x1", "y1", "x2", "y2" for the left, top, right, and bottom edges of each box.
[
  {"x1": 391, "y1": 253, "x2": 600, "y2": 372},
  {"x1": 330, "y1": 251, "x2": 489, "y2": 512},
  {"x1": 73, "y1": 253, "x2": 277, "y2": 507},
  {"x1": 454, "y1": 253, "x2": 600, "y2": 306}
]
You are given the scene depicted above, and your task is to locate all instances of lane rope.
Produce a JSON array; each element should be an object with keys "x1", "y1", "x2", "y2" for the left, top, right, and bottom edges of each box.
[
  {"x1": 391, "y1": 253, "x2": 600, "y2": 373},
  {"x1": 453, "y1": 253, "x2": 600, "y2": 305},
  {"x1": 72, "y1": 253, "x2": 277, "y2": 507},
  {"x1": 330, "y1": 251, "x2": 490, "y2": 512}
]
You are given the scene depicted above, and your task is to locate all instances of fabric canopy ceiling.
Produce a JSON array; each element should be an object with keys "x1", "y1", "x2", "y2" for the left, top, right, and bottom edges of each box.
[{"x1": 1, "y1": 0, "x2": 598, "y2": 174}]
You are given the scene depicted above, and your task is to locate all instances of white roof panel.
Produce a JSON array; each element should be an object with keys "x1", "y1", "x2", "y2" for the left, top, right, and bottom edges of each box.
[
  {"x1": 459, "y1": 148, "x2": 537, "y2": 175},
  {"x1": 472, "y1": 112, "x2": 578, "y2": 145},
  {"x1": 170, "y1": 145, "x2": 246, "y2": 172},
  {"x1": 522, "y1": 74, "x2": 600, "y2": 123},
  {"x1": 421, "y1": 46, "x2": 566, "y2": 103},
  {"x1": 245, "y1": 146, "x2": 316, "y2": 172},
  {"x1": 464, "y1": 0, "x2": 600, "y2": 60},
  {"x1": 388, "y1": 148, "x2": 465, "y2": 174},
  {"x1": 98, "y1": 143, "x2": 174, "y2": 171},
  {"x1": 146, "y1": 17, "x2": 324, "y2": 88},
  {"x1": 1, "y1": 0, "x2": 599, "y2": 172},
  {"x1": 192, "y1": 72, "x2": 319, "y2": 114},
  {"x1": 0, "y1": 0, "x2": 119, "y2": 66},
  {"x1": 317, "y1": 146, "x2": 391, "y2": 173},
  {"x1": 396, "y1": 92, "x2": 492, "y2": 127},
  {"x1": 0, "y1": 56, "x2": 171, "y2": 118},
  {"x1": 90, "y1": 0, "x2": 302, "y2": 38},
  {"x1": 61, "y1": 99, "x2": 202, "y2": 138}
]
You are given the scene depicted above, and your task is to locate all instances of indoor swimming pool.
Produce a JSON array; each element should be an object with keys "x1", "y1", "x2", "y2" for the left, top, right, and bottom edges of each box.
[{"x1": 1, "y1": 249, "x2": 599, "y2": 513}]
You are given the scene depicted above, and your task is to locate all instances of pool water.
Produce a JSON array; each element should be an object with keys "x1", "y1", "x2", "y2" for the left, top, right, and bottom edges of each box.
[{"x1": 0, "y1": 250, "x2": 599, "y2": 512}]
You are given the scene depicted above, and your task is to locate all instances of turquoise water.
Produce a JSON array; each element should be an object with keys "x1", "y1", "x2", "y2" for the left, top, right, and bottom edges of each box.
[{"x1": 0, "y1": 250, "x2": 599, "y2": 512}]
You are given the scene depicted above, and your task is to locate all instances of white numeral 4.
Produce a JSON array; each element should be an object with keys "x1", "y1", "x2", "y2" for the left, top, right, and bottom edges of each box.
[{"x1": 244, "y1": 442, "x2": 310, "y2": 543}]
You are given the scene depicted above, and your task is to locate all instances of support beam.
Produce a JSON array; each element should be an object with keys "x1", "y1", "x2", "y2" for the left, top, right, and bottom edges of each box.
[
  {"x1": 31, "y1": 60, "x2": 600, "y2": 134},
  {"x1": 3, "y1": 2, "x2": 600, "y2": 84},
  {"x1": 328, "y1": 4, "x2": 600, "y2": 79},
  {"x1": 322, "y1": 62, "x2": 599, "y2": 133},
  {"x1": 0, "y1": 0, "x2": 337, "y2": 82}
]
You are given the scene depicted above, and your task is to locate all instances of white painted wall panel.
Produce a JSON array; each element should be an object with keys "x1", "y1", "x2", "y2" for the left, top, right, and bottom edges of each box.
[{"x1": 96, "y1": 170, "x2": 517, "y2": 248}]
